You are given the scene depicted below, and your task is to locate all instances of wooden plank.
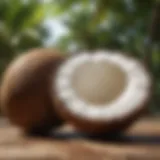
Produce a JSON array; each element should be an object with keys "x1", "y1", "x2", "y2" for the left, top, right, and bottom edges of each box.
[{"x1": 0, "y1": 118, "x2": 160, "y2": 160}]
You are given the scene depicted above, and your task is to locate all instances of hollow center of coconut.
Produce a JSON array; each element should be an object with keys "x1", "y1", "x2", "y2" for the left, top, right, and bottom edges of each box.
[{"x1": 71, "y1": 61, "x2": 127, "y2": 106}]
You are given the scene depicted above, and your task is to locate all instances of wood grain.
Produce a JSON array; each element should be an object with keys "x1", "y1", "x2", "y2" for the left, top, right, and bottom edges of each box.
[{"x1": 0, "y1": 118, "x2": 160, "y2": 160}]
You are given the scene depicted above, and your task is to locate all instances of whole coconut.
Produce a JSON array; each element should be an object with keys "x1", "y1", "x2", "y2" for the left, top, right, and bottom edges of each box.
[{"x1": 0, "y1": 48, "x2": 66, "y2": 134}]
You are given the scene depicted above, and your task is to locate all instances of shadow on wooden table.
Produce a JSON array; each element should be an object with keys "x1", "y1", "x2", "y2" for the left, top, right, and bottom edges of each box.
[
  {"x1": 0, "y1": 118, "x2": 160, "y2": 160},
  {"x1": 27, "y1": 118, "x2": 160, "y2": 145}
]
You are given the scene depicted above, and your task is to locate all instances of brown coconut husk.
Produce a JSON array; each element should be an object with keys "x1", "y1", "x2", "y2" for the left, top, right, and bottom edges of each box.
[{"x1": 0, "y1": 48, "x2": 67, "y2": 134}]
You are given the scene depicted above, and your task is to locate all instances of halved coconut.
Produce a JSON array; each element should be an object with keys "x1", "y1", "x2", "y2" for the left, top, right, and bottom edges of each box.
[
  {"x1": 53, "y1": 50, "x2": 152, "y2": 133},
  {"x1": 0, "y1": 48, "x2": 66, "y2": 134}
]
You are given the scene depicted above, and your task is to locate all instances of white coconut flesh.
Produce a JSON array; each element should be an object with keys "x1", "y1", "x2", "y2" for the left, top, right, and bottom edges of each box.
[{"x1": 55, "y1": 51, "x2": 151, "y2": 121}]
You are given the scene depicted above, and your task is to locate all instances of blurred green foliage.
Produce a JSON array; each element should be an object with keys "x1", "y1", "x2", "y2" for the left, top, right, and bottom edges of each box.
[{"x1": 0, "y1": 0, "x2": 49, "y2": 74}]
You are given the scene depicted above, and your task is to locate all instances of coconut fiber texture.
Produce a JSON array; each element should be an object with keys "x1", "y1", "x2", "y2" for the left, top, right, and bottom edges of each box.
[{"x1": 0, "y1": 48, "x2": 66, "y2": 134}]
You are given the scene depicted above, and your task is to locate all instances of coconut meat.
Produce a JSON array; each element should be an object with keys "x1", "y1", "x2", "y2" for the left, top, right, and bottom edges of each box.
[{"x1": 55, "y1": 51, "x2": 151, "y2": 121}]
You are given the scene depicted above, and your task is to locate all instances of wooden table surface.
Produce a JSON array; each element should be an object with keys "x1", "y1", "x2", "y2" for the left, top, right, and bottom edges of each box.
[{"x1": 0, "y1": 118, "x2": 160, "y2": 160}]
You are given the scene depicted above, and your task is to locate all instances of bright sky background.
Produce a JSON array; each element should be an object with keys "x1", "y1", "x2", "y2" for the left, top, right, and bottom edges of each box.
[
  {"x1": 40, "y1": 0, "x2": 69, "y2": 46},
  {"x1": 43, "y1": 18, "x2": 68, "y2": 46}
]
